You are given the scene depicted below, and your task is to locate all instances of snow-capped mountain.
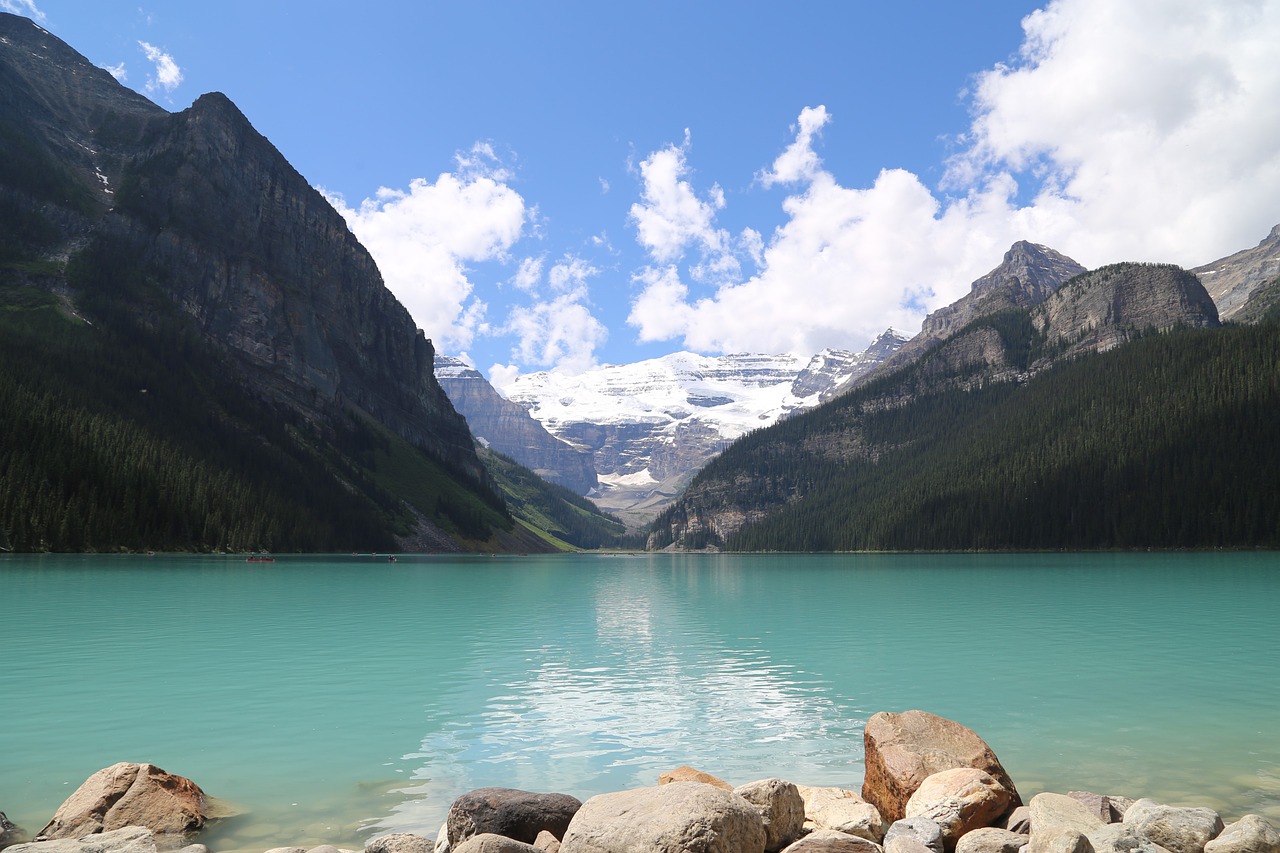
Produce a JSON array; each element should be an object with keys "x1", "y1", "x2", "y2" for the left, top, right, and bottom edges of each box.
[{"x1": 495, "y1": 331, "x2": 907, "y2": 523}]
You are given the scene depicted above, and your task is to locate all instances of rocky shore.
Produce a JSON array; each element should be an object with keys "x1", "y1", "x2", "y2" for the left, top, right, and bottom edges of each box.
[{"x1": 4, "y1": 711, "x2": 1277, "y2": 853}]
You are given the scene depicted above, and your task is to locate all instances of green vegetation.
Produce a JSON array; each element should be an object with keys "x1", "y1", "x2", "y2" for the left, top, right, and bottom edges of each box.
[{"x1": 653, "y1": 319, "x2": 1280, "y2": 551}]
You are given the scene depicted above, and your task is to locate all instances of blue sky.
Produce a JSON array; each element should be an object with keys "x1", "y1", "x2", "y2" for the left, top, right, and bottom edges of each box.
[{"x1": 8, "y1": 1, "x2": 1280, "y2": 383}]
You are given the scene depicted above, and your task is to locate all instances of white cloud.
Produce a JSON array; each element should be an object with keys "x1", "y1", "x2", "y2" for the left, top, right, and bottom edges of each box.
[
  {"x1": 503, "y1": 255, "x2": 608, "y2": 375},
  {"x1": 102, "y1": 62, "x2": 127, "y2": 82},
  {"x1": 512, "y1": 256, "x2": 543, "y2": 294},
  {"x1": 1, "y1": 0, "x2": 45, "y2": 22},
  {"x1": 626, "y1": 0, "x2": 1280, "y2": 356},
  {"x1": 138, "y1": 41, "x2": 182, "y2": 94},
  {"x1": 322, "y1": 162, "x2": 526, "y2": 353}
]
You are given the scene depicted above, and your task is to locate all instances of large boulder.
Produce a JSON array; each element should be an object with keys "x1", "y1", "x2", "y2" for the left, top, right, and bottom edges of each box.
[
  {"x1": 7, "y1": 826, "x2": 158, "y2": 853},
  {"x1": 37, "y1": 764, "x2": 208, "y2": 841},
  {"x1": 781, "y1": 830, "x2": 884, "y2": 853},
  {"x1": 658, "y1": 767, "x2": 733, "y2": 791},
  {"x1": 366, "y1": 834, "x2": 434, "y2": 853},
  {"x1": 797, "y1": 787, "x2": 885, "y2": 842},
  {"x1": 1204, "y1": 816, "x2": 1280, "y2": 853},
  {"x1": 452, "y1": 836, "x2": 540, "y2": 853},
  {"x1": 1122, "y1": 800, "x2": 1224, "y2": 853},
  {"x1": 904, "y1": 769, "x2": 1013, "y2": 850},
  {"x1": 862, "y1": 712, "x2": 1021, "y2": 823},
  {"x1": 1067, "y1": 794, "x2": 1130, "y2": 825},
  {"x1": 954, "y1": 828, "x2": 1028, "y2": 853},
  {"x1": 885, "y1": 818, "x2": 945, "y2": 853},
  {"x1": 734, "y1": 779, "x2": 806, "y2": 852},
  {"x1": 1086, "y1": 825, "x2": 1173, "y2": 853},
  {"x1": 446, "y1": 789, "x2": 581, "y2": 847},
  {"x1": 559, "y1": 782, "x2": 766, "y2": 853}
]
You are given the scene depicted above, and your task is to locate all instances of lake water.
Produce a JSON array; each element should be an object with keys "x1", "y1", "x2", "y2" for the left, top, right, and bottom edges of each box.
[{"x1": 2, "y1": 552, "x2": 1278, "y2": 851}]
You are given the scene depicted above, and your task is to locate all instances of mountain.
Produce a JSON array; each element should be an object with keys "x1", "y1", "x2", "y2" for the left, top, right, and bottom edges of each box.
[
  {"x1": 435, "y1": 355, "x2": 599, "y2": 495},
  {"x1": 497, "y1": 334, "x2": 906, "y2": 525},
  {"x1": 648, "y1": 255, "x2": 1278, "y2": 551},
  {"x1": 1193, "y1": 224, "x2": 1280, "y2": 321},
  {"x1": 0, "y1": 13, "x2": 536, "y2": 553}
]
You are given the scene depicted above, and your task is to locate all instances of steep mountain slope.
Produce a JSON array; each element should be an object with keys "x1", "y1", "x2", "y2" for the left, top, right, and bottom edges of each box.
[
  {"x1": 435, "y1": 355, "x2": 598, "y2": 495},
  {"x1": 0, "y1": 13, "x2": 526, "y2": 552},
  {"x1": 1193, "y1": 224, "x2": 1280, "y2": 320},
  {"x1": 649, "y1": 260, "x2": 1269, "y2": 551},
  {"x1": 498, "y1": 334, "x2": 906, "y2": 524}
]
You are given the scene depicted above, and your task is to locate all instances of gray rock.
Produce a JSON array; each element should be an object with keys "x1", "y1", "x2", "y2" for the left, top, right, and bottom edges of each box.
[
  {"x1": 306, "y1": 845, "x2": 345, "y2": 853},
  {"x1": 367, "y1": 834, "x2": 435, "y2": 853},
  {"x1": 175, "y1": 845, "x2": 209, "y2": 853},
  {"x1": 1067, "y1": 795, "x2": 1122, "y2": 825},
  {"x1": 906, "y1": 769, "x2": 1014, "y2": 849},
  {"x1": 1005, "y1": 808, "x2": 1031, "y2": 835},
  {"x1": 781, "y1": 830, "x2": 885, "y2": 853},
  {"x1": 6, "y1": 826, "x2": 158, "y2": 853},
  {"x1": 36, "y1": 764, "x2": 208, "y2": 841},
  {"x1": 447, "y1": 789, "x2": 581, "y2": 847},
  {"x1": 1033, "y1": 831, "x2": 1093, "y2": 853},
  {"x1": 1204, "y1": 816, "x2": 1280, "y2": 853},
  {"x1": 886, "y1": 818, "x2": 946, "y2": 853},
  {"x1": 1028, "y1": 793, "x2": 1106, "y2": 853},
  {"x1": 955, "y1": 828, "x2": 1028, "y2": 853},
  {"x1": 1086, "y1": 824, "x2": 1173, "y2": 853},
  {"x1": 452, "y1": 836, "x2": 540, "y2": 853},
  {"x1": 2, "y1": 811, "x2": 23, "y2": 847},
  {"x1": 734, "y1": 779, "x2": 806, "y2": 852},
  {"x1": 1123, "y1": 800, "x2": 1224, "y2": 853},
  {"x1": 261, "y1": 847, "x2": 307, "y2": 853},
  {"x1": 796, "y1": 786, "x2": 885, "y2": 843},
  {"x1": 434, "y1": 822, "x2": 451, "y2": 853},
  {"x1": 886, "y1": 836, "x2": 939, "y2": 853},
  {"x1": 559, "y1": 782, "x2": 766, "y2": 853}
]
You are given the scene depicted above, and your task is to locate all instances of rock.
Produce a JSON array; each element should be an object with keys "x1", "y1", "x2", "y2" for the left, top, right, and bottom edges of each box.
[
  {"x1": 862, "y1": 711, "x2": 1021, "y2": 823},
  {"x1": 1005, "y1": 807, "x2": 1031, "y2": 834},
  {"x1": 885, "y1": 818, "x2": 946, "y2": 853},
  {"x1": 1204, "y1": 816, "x2": 1280, "y2": 853},
  {"x1": 37, "y1": 764, "x2": 208, "y2": 841},
  {"x1": 6, "y1": 826, "x2": 158, "y2": 853},
  {"x1": 885, "y1": 836, "x2": 938, "y2": 853},
  {"x1": 307, "y1": 845, "x2": 345, "y2": 853},
  {"x1": 955, "y1": 828, "x2": 1028, "y2": 853},
  {"x1": 905, "y1": 769, "x2": 1013, "y2": 850},
  {"x1": 781, "y1": 830, "x2": 885, "y2": 853},
  {"x1": 367, "y1": 834, "x2": 435, "y2": 853},
  {"x1": 1067, "y1": 795, "x2": 1120, "y2": 825},
  {"x1": 2, "y1": 811, "x2": 22, "y2": 847},
  {"x1": 796, "y1": 786, "x2": 885, "y2": 842},
  {"x1": 657, "y1": 766, "x2": 734, "y2": 790},
  {"x1": 435, "y1": 822, "x2": 450, "y2": 853},
  {"x1": 1086, "y1": 825, "x2": 1173, "y2": 853},
  {"x1": 176, "y1": 846, "x2": 209, "y2": 853},
  {"x1": 533, "y1": 831, "x2": 561, "y2": 853},
  {"x1": 1029, "y1": 793, "x2": 1107, "y2": 839},
  {"x1": 1032, "y1": 831, "x2": 1093, "y2": 853},
  {"x1": 446, "y1": 789, "x2": 581, "y2": 847},
  {"x1": 452, "y1": 836, "x2": 541, "y2": 853},
  {"x1": 559, "y1": 782, "x2": 766, "y2": 853},
  {"x1": 734, "y1": 779, "x2": 806, "y2": 852},
  {"x1": 262, "y1": 848, "x2": 307, "y2": 853},
  {"x1": 1122, "y1": 800, "x2": 1224, "y2": 853}
]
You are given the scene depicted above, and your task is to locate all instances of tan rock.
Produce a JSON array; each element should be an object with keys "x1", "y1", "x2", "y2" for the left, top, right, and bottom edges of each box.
[
  {"x1": 797, "y1": 786, "x2": 885, "y2": 843},
  {"x1": 560, "y1": 782, "x2": 765, "y2": 853},
  {"x1": 533, "y1": 830, "x2": 561, "y2": 853},
  {"x1": 1027, "y1": 795, "x2": 1106, "y2": 853},
  {"x1": 862, "y1": 711, "x2": 1021, "y2": 823},
  {"x1": 1204, "y1": 816, "x2": 1280, "y2": 853},
  {"x1": 657, "y1": 766, "x2": 733, "y2": 790},
  {"x1": 781, "y1": 830, "x2": 885, "y2": 853},
  {"x1": 955, "y1": 828, "x2": 1028, "y2": 853},
  {"x1": 905, "y1": 769, "x2": 1013, "y2": 850},
  {"x1": 6, "y1": 826, "x2": 158, "y2": 853},
  {"x1": 37, "y1": 764, "x2": 208, "y2": 841},
  {"x1": 1122, "y1": 800, "x2": 1224, "y2": 853},
  {"x1": 735, "y1": 779, "x2": 806, "y2": 852},
  {"x1": 452, "y1": 835, "x2": 541, "y2": 853}
]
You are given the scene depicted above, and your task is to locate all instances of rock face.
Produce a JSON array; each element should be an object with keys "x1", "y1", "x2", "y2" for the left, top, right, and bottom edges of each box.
[
  {"x1": 862, "y1": 711, "x2": 1021, "y2": 824},
  {"x1": 37, "y1": 763, "x2": 207, "y2": 841},
  {"x1": 1193, "y1": 225, "x2": 1280, "y2": 321},
  {"x1": 435, "y1": 356, "x2": 598, "y2": 495},
  {"x1": 446, "y1": 789, "x2": 581, "y2": 848},
  {"x1": 559, "y1": 783, "x2": 766, "y2": 853}
]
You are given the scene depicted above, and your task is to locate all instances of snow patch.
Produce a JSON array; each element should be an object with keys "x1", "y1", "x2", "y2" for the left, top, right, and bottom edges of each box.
[{"x1": 598, "y1": 469, "x2": 658, "y2": 487}]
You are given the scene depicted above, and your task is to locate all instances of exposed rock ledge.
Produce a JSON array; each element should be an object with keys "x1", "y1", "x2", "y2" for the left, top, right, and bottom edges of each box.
[{"x1": 5, "y1": 715, "x2": 1279, "y2": 853}]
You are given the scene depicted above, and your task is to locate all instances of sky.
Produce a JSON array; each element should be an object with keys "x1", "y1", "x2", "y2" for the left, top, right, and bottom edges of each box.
[{"x1": 8, "y1": 1, "x2": 1280, "y2": 385}]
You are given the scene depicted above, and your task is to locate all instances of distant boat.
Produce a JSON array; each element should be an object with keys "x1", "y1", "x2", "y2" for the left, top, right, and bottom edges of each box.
[{"x1": 246, "y1": 556, "x2": 275, "y2": 563}]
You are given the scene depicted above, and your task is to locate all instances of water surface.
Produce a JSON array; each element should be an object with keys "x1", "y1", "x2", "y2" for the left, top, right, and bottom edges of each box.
[{"x1": 2, "y1": 552, "x2": 1277, "y2": 851}]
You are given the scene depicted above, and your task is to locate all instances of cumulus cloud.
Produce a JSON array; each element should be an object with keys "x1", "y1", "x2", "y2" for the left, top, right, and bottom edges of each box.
[
  {"x1": 102, "y1": 62, "x2": 127, "y2": 82},
  {"x1": 626, "y1": 0, "x2": 1280, "y2": 356},
  {"x1": 322, "y1": 161, "x2": 526, "y2": 353},
  {"x1": 503, "y1": 254, "x2": 608, "y2": 374},
  {"x1": 138, "y1": 41, "x2": 182, "y2": 94},
  {"x1": 1, "y1": 0, "x2": 45, "y2": 22}
]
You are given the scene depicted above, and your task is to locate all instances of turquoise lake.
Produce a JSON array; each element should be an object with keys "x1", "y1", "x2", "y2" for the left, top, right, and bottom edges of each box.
[{"x1": 2, "y1": 552, "x2": 1278, "y2": 852}]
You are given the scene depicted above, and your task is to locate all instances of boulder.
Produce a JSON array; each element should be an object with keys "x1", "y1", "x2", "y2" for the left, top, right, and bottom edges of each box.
[
  {"x1": 446, "y1": 789, "x2": 581, "y2": 847},
  {"x1": 885, "y1": 818, "x2": 946, "y2": 853},
  {"x1": 797, "y1": 786, "x2": 885, "y2": 842},
  {"x1": 886, "y1": 836, "x2": 940, "y2": 853},
  {"x1": 559, "y1": 782, "x2": 766, "y2": 853},
  {"x1": 955, "y1": 828, "x2": 1029, "y2": 853},
  {"x1": 863, "y1": 711, "x2": 1021, "y2": 823},
  {"x1": 734, "y1": 779, "x2": 806, "y2": 852},
  {"x1": 657, "y1": 767, "x2": 734, "y2": 790},
  {"x1": 2, "y1": 811, "x2": 22, "y2": 847},
  {"x1": 6, "y1": 826, "x2": 158, "y2": 853},
  {"x1": 533, "y1": 831, "x2": 561, "y2": 853},
  {"x1": 452, "y1": 836, "x2": 540, "y2": 853},
  {"x1": 781, "y1": 830, "x2": 885, "y2": 853},
  {"x1": 1028, "y1": 793, "x2": 1107, "y2": 844},
  {"x1": 262, "y1": 848, "x2": 307, "y2": 853},
  {"x1": 435, "y1": 822, "x2": 450, "y2": 853},
  {"x1": 1204, "y1": 816, "x2": 1280, "y2": 853},
  {"x1": 1004, "y1": 808, "x2": 1031, "y2": 834},
  {"x1": 1123, "y1": 800, "x2": 1224, "y2": 853},
  {"x1": 1066, "y1": 794, "x2": 1121, "y2": 825},
  {"x1": 37, "y1": 764, "x2": 208, "y2": 841},
  {"x1": 1032, "y1": 831, "x2": 1093, "y2": 853},
  {"x1": 1086, "y1": 825, "x2": 1173, "y2": 853},
  {"x1": 905, "y1": 769, "x2": 1013, "y2": 850},
  {"x1": 367, "y1": 835, "x2": 435, "y2": 853}
]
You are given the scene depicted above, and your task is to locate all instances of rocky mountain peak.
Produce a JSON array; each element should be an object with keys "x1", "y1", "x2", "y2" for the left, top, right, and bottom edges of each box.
[
  {"x1": 968, "y1": 240, "x2": 1087, "y2": 302},
  {"x1": 1193, "y1": 223, "x2": 1280, "y2": 320}
]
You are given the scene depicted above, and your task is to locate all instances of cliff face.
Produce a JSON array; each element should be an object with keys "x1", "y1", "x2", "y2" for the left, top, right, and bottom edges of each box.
[
  {"x1": 1193, "y1": 224, "x2": 1280, "y2": 321},
  {"x1": 435, "y1": 355, "x2": 598, "y2": 495}
]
